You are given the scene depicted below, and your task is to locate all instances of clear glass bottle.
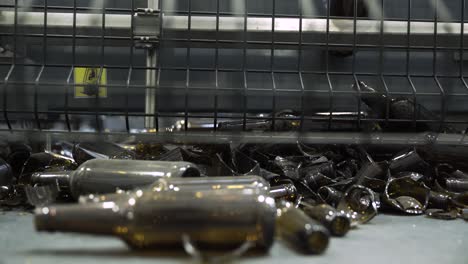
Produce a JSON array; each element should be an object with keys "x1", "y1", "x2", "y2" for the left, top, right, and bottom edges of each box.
[
  {"x1": 18, "y1": 152, "x2": 77, "y2": 184},
  {"x1": 35, "y1": 180, "x2": 276, "y2": 251},
  {"x1": 31, "y1": 159, "x2": 200, "y2": 199}
]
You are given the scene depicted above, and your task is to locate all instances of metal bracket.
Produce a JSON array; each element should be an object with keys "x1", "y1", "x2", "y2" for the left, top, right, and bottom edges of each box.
[{"x1": 133, "y1": 8, "x2": 160, "y2": 49}]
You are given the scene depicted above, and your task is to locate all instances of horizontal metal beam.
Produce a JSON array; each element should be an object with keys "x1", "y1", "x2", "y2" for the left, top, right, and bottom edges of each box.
[
  {"x1": 0, "y1": 130, "x2": 464, "y2": 146},
  {"x1": 0, "y1": 11, "x2": 466, "y2": 48}
]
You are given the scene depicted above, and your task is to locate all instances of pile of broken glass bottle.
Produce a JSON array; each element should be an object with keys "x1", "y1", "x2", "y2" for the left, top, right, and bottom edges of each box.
[{"x1": 1, "y1": 139, "x2": 467, "y2": 255}]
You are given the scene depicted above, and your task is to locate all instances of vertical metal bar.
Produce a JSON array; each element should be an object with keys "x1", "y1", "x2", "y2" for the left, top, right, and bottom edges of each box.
[
  {"x1": 242, "y1": 0, "x2": 248, "y2": 131},
  {"x1": 4, "y1": 0, "x2": 18, "y2": 131},
  {"x1": 325, "y1": 0, "x2": 330, "y2": 73},
  {"x1": 155, "y1": 51, "x2": 161, "y2": 132},
  {"x1": 34, "y1": 66, "x2": 44, "y2": 130},
  {"x1": 406, "y1": 0, "x2": 411, "y2": 75},
  {"x1": 380, "y1": 75, "x2": 390, "y2": 128},
  {"x1": 326, "y1": 73, "x2": 334, "y2": 131},
  {"x1": 432, "y1": 0, "x2": 446, "y2": 132},
  {"x1": 126, "y1": 0, "x2": 135, "y2": 133},
  {"x1": 184, "y1": 0, "x2": 192, "y2": 131},
  {"x1": 43, "y1": 0, "x2": 48, "y2": 65},
  {"x1": 433, "y1": 0, "x2": 438, "y2": 76},
  {"x1": 95, "y1": 66, "x2": 104, "y2": 132},
  {"x1": 461, "y1": 0, "x2": 465, "y2": 79},
  {"x1": 271, "y1": 71, "x2": 277, "y2": 130},
  {"x1": 95, "y1": 1, "x2": 106, "y2": 132},
  {"x1": 352, "y1": 74, "x2": 362, "y2": 130},
  {"x1": 145, "y1": 49, "x2": 157, "y2": 130},
  {"x1": 3, "y1": 65, "x2": 14, "y2": 131},
  {"x1": 407, "y1": 75, "x2": 418, "y2": 129},
  {"x1": 406, "y1": 0, "x2": 417, "y2": 130},
  {"x1": 72, "y1": 0, "x2": 77, "y2": 67},
  {"x1": 65, "y1": 67, "x2": 73, "y2": 132},
  {"x1": 379, "y1": 0, "x2": 390, "y2": 128},
  {"x1": 379, "y1": 0, "x2": 384, "y2": 75},
  {"x1": 65, "y1": 0, "x2": 77, "y2": 132},
  {"x1": 155, "y1": 0, "x2": 164, "y2": 132},
  {"x1": 353, "y1": 0, "x2": 361, "y2": 130},
  {"x1": 434, "y1": 76, "x2": 446, "y2": 132},
  {"x1": 13, "y1": 0, "x2": 17, "y2": 65},
  {"x1": 298, "y1": 0, "x2": 305, "y2": 131},
  {"x1": 461, "y1": 0, "x2": 468, "y2": 98},
  {"x1": 270, "y1": 0, "x2": 276, "y2": 130},
  {"x1": 299, "y1": 71, "x2": 305, "y2": 132},
  {"x1": 33, "y1": 0, "x2": 48, "y2": 131},
  {"x1": 326, "y1": 0, "x2": 333, "y2": 131},
  {"x1": 144, "y1": 0, "x2": 159, "y2": 130},
  {"x1": 459, "y1": 1, "x2": 468, "y2": 134},
  {"x1": 125, "y1": 68, "x2": 132, "y2": 133},
  {"x1": 352, "y1": 0, "x2": 358, "y2": 74},
  {"x1": 213, "y1": 0, "x2": 220, "y2": 132}
]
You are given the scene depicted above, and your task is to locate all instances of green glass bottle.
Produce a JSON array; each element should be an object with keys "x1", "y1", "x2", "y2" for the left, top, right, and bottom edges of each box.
[
  {"x1": 276, "y1": 201, "x2": 330, "y2": 254},
  {"x1": 428, "y1": 191, "x2": 451, "y2": 210},
  {"x1": 0, "y1": 158, "x2": 13, "y2": 186},
  {"x1": 425, "y1": 209, "x2": 459, "y2": 220},
  {"x1": 73, "y1": 142, "x2": 136, "y2": 165},
  {"x1": 383, "y1": 176, "x2": 430, "y2": 215},
  {"x1": 31, "y1": 159, "x2": 200, "y2": 200},
  {"x1": 318, "y1": 186, "x2": 343, "y2": 207},
  {"x1": 79, "y1": 176, "x2": 270, "y2": 204},
  {"x1": 302, "y1": 203, "x2": 351, "y2": 237},
  {"x1": 269, "y1": 183, "x2": 297, "y2": 201},
  {"x1": 133, "y1": 143, "x2": 169, "y2": 160},
  {"x1": 337, "y1": 185, "x2": 378, "y2": 226},
  {"x1": 444, "y1": 178, "x2": 468, "y2": 193},
  {"x1": 35, "y1": 181, "x2": 276, "y2": 251}
]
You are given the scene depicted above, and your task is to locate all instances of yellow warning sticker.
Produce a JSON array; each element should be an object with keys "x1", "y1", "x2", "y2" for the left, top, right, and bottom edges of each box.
[{"x1": 74, "y1": 67, "x2": 107, "y2": 98}]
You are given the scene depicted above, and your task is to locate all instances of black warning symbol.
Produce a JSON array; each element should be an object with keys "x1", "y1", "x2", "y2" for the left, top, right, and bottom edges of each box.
[
  {"x1": 83, "y1": 68, "x2": 100, "y2": 96},
  {"x1": 74, "y1": 67, "x2": 107, "y2": 98}
]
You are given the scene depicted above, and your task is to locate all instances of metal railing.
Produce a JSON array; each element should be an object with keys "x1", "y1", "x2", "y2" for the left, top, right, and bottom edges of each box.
[{"x1": 0, "y1": 0, "x2": 467, "y2": 142}]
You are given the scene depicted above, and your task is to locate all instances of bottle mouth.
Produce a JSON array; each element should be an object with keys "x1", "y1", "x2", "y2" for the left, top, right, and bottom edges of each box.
[
  {"x1": 30, "y1": 171, "x2": 71, "y2": 189},
  {"x1": 34, "y1": 203, "x2": 125, "y2": 235},
  {"x1": 304, "y1": 230, "x2": 329, "y2": 255},
  {"x1": 181, "y1": 167, "x2": 201, "y2": 177},
  {"x1": 35, "y1": 207, "x2": 55, "y2": 231}
]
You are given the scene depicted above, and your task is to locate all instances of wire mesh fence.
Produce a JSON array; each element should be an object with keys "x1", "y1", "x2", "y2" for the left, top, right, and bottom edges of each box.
[{"x1": 1, "y1": 0, "x2": 468, "y2": 137}]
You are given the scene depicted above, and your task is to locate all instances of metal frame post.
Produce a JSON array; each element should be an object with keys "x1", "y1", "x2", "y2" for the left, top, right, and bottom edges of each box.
[{"x1": 144, "y1": 0, "x2": 159, "y2": 130}]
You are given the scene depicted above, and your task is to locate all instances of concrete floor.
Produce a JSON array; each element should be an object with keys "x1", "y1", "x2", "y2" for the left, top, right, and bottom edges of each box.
[{"x1": 0, "y1": 211, "x2": 466, "y2": 264}]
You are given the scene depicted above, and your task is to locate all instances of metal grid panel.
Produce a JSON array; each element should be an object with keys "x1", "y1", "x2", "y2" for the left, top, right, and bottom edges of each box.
[{"x1": 1, "y1": 0, "x2": 468, "y2": 138}]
